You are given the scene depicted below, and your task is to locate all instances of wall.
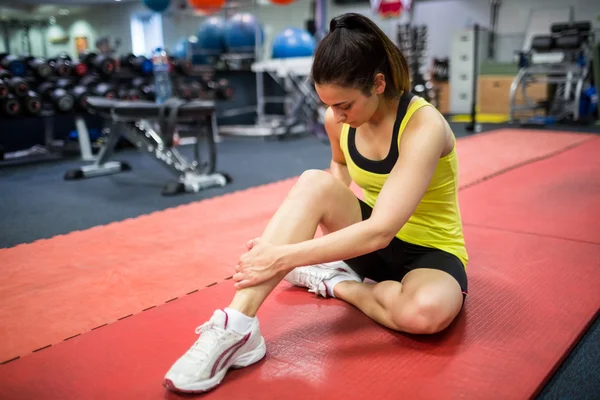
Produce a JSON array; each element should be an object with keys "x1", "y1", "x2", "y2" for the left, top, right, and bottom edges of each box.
[
  {"x1": 0, "y1": 2, "x2": 139, "y2": 59},
  {"x1": 2, "y1": 0, "x2": 598, "y2": 62},
  {"x1": 411, "y1": 0, "x2": 490, "y2": 67},
  {"x1": 496, "y1": 0, "x2": 600, "y2": 34},
  {"x1": 3, "y1": 24, "x2": 47, "y2": 56},
  {"x1": 2, "y1": 0, "x2": 412, "y2": 60}
]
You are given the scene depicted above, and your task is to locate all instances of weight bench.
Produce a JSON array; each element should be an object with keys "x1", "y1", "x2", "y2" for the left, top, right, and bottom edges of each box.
[
  {"x1": 64, "y1": 97, "x2": 230, "y2": 196},
  {"x1": 509, "y1": 21, "x2": 595, "y2": 124}
]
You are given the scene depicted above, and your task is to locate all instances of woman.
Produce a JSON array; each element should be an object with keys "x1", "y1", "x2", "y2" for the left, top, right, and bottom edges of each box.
[{"x1": 164, "y1": 12, "x2": 468, "y2": 394}]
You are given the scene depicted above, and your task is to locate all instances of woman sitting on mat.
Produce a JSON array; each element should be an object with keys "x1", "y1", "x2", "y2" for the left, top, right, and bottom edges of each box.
[{"x1": 164, "y1": 12, "x2": 469, "y2": 394}]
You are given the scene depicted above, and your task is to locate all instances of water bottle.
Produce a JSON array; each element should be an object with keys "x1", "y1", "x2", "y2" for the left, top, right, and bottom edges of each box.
[{"x1": 151, "y1": 47, "x2": 172, "y2": 104}]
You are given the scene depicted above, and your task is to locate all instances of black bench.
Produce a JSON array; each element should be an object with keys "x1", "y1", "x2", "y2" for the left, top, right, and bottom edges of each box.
[{"x1": 65, "y1": 97, "x2": 230, "y2": 196}]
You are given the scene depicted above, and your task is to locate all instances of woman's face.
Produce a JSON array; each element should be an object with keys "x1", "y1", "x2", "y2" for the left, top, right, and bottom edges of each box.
[{"x1": 315, "y1": 82, "x2": 381, "y2": 128}]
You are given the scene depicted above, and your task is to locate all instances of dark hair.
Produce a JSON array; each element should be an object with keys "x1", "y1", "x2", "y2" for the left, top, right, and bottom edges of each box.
[{"x1": 311, "y1": 13, "x2": 410, "y2": 98}]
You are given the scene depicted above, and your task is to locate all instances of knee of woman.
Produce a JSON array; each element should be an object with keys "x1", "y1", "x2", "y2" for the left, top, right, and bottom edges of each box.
[
  {"x1": 295, "y1": 169, "x2": 335, "y2": 195},
  {"x1": 393, "y1": 293, "x2": 448, "y2": 335}
]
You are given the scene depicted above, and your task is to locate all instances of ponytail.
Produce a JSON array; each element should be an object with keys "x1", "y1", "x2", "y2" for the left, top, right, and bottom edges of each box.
[{"x1": 312, "y1": 13, "x2": 410, "y2": 97}]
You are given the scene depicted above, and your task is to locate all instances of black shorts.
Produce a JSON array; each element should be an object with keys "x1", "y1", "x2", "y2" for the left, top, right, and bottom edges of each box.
[{"x1": 343, "y1": 199, "x2": 468, "y2": 296}]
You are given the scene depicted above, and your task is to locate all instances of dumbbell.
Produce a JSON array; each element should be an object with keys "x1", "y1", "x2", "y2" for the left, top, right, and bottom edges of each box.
[
  {"x1": 21, "y1": 90, "x2": 43, "y2": 116},
  {"x1": 48, "y1": 55, "x2": 73, "y2": 77},
  {"x1": 128, "y1": 88, "x2": 143, "y2": 101},
  {"x1": 140, "y1": 84, "x2": 156, "y2": 101},
  {"x1": 117, "y1": 85, "x2": 141, "y2": 101},
  {"x1": 37, "y1": 82, "x2": 75, "y2": 113},
  {"x1": 0, "y1": 76, "x2": 8, "y2": 100},
  {"x1": 206, "y1": 79, "x2": 233, "y2": 100},
  {"x1": 131, "y1": 77, "x2": 149, "y2": 90},
  {"x1": 71, "y1": 85, "x2": 91, "y2": 111},
  {"x1": 118, "y1": 88, "x2": 142, "y2": 101},
  {"x1": 1, "y1": 94, "x2": 21, "y2": 117},
  {"x1": 176, "y1": 80, "x2": 203, "y2": 99},
  {"x1": 0, "y1": 70, "x2": 29, "y2": 97},
  {"x1": 69, "y1": 61, "x2": 88, "y2": 77},
  {"x1": 56, "y1": 78, "x2": 75, "y2": 90},
  {"x1": 79, "y1": 74, "x2": 100, "y2": 88},
  {"x1": 189, "y1": 81, "x2": 203, "y2": 99},
  {"x1": 0, "y1": 54, "x2": 26, "y2": 77},
  {"x1": 91, "y1": 82, "x2": 117, "y2": 99},
  {"x1": 80, "y1": 51, "x2": 117, "y2": 77},
  {"x1": 121, "y1": 54, "x2": 153, "y2": 75},
  {"x1": 169, "y1": 57, "x2": 191, "y2": 76},
  {"x1": 23, "y1": 56, "x2": 53, "y2": 79},
  {"x1": 80, "y1": 77, "x2": 117, "y2": 99},
  {"x1": 176, "y1": 82, "x2": 194, "y2": 100}
]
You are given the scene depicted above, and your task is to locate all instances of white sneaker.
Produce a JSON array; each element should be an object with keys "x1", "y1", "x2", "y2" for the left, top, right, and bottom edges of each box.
[
  {"x1": 164, "y1": 309, "x2": 266, "y2": 394},
  {"x1": 284, "y1": 261, "x2": 362, "y2": 297}
]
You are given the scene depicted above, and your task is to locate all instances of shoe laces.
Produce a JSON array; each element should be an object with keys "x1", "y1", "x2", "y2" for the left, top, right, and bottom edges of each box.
[
  {"x1": 297, "y1": 268, "x2": 336, "y2": 294},
  {"x1": 187, "y1": 321, "x2": 227, "y2": 361}
]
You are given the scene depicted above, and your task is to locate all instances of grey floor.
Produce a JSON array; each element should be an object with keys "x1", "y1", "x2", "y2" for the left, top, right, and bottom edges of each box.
[{"x1": 0, "y1": 124, "x2": 598, "y2": 398}]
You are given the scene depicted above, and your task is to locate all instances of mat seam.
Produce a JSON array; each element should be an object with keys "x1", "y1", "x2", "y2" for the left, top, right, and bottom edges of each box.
[
  {"x1": 458, "y1": 136, "x2": 599, "y2": 191},
  {"x1": 463, "y1": 223, "x2": 600, "y2": 247},
  {"x1": 0, "y1": 278, "x2": 232, "y2": 365},
  {"x1": 2, "y1": 135, "x2": 597, "y2": 363}
]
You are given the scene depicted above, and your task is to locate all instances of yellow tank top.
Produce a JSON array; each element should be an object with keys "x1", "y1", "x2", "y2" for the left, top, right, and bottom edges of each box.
[{"x1": 340, "y1": 95, "x2": 468, "y2": 267}]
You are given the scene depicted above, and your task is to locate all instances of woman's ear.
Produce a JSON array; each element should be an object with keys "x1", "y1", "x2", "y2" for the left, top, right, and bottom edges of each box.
[{"x1": 372, "y1": 73, "x2": 386, "y2": 95}]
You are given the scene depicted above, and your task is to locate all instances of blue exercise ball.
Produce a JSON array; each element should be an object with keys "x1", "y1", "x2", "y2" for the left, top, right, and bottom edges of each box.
[
  {"x1": 272, "y1": 27, "x2": 316, "y2": 59},
  {"x1": 224, "y1": 13, "x2": 264, "y2": 53},
  {"x1": 196, "y1": 16, "x2": 227, "y2": 57},
  {"x1": 173, "y1": 37, "x2": 210, "y2": 65},
  {"x1": 142, "y1": 0, "x2": 170, "y2": 13},
  {"x1": 173, "y1": 38, "x2": 188, "y2": 59}
]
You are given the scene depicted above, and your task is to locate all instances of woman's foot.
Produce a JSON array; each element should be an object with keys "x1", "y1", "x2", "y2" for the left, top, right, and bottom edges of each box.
[
  {"x1": 164, "y1": 309, "x2": 266, "y2": 394},
  {"x1": 284, "y1": 261, "x2": 362, "y2": 297}
]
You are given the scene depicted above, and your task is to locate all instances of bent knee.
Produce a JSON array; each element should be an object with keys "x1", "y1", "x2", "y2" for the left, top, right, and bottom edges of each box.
[
  {"x1": 391, "y1": 291, "x2": 459, "y2": 335},
  {"x1": 297, "y1": 169, "x2": 332, "y2": 185},
  {"x1": 294, "y1": 169, "x2": 338, "y2": 196}
]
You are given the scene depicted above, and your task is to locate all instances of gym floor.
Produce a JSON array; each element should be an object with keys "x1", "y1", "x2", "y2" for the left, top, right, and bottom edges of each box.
[{"x1": 1, "y1": 122, "x2": 599, "y2": 398}]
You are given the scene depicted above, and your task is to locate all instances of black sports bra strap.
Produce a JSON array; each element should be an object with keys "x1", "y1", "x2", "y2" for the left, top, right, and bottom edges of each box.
[{"x1": 347, "y1": 91, "x2": 414, "y2": 174}]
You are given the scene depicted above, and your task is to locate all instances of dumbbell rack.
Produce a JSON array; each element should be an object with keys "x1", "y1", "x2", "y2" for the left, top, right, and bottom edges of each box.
[
  {"x1": 0, "y1": 51, "x2": 231, "y2": 165},
  {"x1": 396, "y1": 24, "x2": 437, "y2": 106},
  {"x1": 0, "y1": 74, "x2": 99, "y2": 165}
]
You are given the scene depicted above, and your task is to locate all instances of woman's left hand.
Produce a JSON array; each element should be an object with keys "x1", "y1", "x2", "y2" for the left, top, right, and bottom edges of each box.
[{"x1": 233, "y1": 238, "x2": 286, "y2": 290}]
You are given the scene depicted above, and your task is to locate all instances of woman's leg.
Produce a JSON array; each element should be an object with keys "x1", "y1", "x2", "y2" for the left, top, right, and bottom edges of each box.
[
  {"x1": 227, "y1": 169, "x2": 363, "y2": 317},
  {"x1": 164, "y1": 170, "x2": 365, "y2": 393},
  {"x1": 333, "y1": 269, "x2": 464, "y2": 334}
]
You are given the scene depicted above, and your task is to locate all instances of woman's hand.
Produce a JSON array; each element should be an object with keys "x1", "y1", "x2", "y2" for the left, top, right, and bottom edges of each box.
[{"x1": 233, "y1": 238, "x2": 286, "y2": 290}]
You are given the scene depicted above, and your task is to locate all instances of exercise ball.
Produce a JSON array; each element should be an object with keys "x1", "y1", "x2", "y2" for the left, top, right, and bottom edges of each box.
[
  {"x1": 174, "y1": 37, "x2": 211, "y2": 65},
  {"x1": 270, "y1": 0, "x2": 296, "y2": 4},
  {"x1": 224, "y1": 13, "x2": 264, "y2": 53},
  {"x1": 272, "y1": 28, "x2": 316, "y2": 59},
  {"x1": 196, "y1": 16, "x2": 227, "y2": 56},
  {"x1": 143, "y1": 0, "x2": 170, "y2": 13},
  {"x1": 188, "y1": 0, "x2": 226, "y2": 10},
  {"x1": 173, "y1": 38, "x2": 188, "y2": 59}
]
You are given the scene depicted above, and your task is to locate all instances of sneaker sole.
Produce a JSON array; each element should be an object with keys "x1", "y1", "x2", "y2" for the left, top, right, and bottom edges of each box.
[{"x1": 163, "y1": 337, "x2": 267, "y2": 394}]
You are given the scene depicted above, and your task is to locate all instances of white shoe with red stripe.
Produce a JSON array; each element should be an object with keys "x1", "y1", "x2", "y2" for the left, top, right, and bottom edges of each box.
[
  {"x1": 284, "y1": 261, "x2": 362, "y2": 298},
  {"x1": 164, "y1": 309, "x2": 266, "y2": 393}
]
